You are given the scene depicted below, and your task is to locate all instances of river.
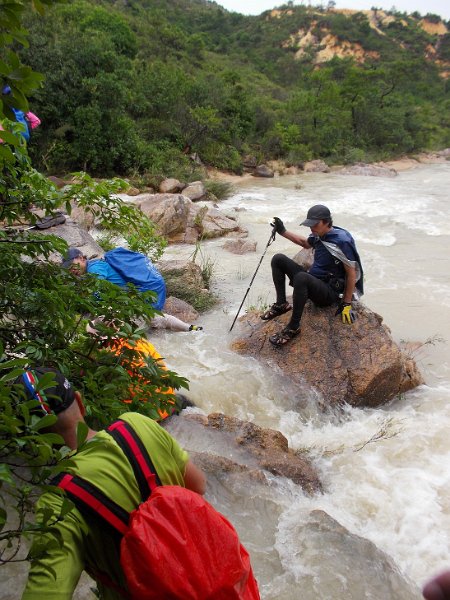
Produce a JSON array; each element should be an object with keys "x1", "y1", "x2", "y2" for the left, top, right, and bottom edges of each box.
[{"x1": 155, "y1": 162, "x2": 450, "y2": 599}]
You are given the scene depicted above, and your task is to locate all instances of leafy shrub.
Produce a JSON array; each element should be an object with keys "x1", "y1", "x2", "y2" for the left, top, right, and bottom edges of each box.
[
  {"x1": 203, "y1": 179, "x2": 235, "y2": 200},
  {"x1": 198, "y1": 141, "x2": 243, "y2": 173},
  {"x1": 343, "y1": 146, "x2": 366, "y2": 164}
]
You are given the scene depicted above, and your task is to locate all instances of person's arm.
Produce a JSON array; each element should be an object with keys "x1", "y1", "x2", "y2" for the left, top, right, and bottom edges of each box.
[
  {"x1": 272, "y1": 217, "x2": 311, "y2": 248},
  {"x1": 184, "y1": 460, "x2": 206, "y2": 495},
  {"x1": 342, "y1": 262, "x2": 356, "y2": 303},
  {"x1": 282, "y1": 229, "x2": 311, "y2": 248}
]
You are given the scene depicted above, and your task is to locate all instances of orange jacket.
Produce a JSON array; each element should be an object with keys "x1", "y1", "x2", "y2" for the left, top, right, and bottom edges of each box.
[{"x1": 108, "y1": 338, "x2": 176, "y2": 420}]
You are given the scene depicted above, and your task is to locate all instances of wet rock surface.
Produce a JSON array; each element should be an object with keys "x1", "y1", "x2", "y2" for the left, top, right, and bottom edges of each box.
[
  {"x1": 232, "y1": 303, "x2": 423, "y2": 408},
  {"x1": 293, "y1": 510, "x2": 422, "y2": 599},
  {"x1": 181, "y1": 412, "x2": 322, "y2": 493},
  {"x1": 222, "y1": 238, "x2": 257, "y2": 254}
]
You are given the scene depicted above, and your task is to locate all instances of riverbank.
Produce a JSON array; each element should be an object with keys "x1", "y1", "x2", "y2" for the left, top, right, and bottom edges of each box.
[{"x1": 206, "y1": 149, "x2": 450, "y2": 183}]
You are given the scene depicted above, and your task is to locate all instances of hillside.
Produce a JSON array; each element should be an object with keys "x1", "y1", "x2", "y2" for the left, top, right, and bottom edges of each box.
[{"x1": 19, "y1": 0, "x2": 450, "y2": 177}]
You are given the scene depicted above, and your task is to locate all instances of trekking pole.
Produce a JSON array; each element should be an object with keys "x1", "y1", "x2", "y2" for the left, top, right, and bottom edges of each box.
[{"x1": 229, "y1": 226, "x2": 276, "y2": 332}]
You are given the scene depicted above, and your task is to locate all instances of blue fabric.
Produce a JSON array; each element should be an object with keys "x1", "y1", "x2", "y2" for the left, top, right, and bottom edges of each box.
[
  {"x1": 12, "y1": 108, "x2": 30, "y2": 141},
  {"x1": 308, "y1": 226, "x2": 358, "y2": 281},
  {"x1": 103, "y1": 248, "x2": 166, "y2": 311},
  {"x1": 87, "y1": 259, "x2": 128, "y2": 288}
]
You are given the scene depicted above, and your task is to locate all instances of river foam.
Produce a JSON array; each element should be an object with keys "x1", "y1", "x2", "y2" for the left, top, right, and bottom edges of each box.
[{"x1": 155, "y1": 162, "x2": 450, "y2": 598}]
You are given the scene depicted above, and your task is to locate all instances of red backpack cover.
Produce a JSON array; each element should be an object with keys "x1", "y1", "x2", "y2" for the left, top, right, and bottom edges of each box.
[{"x1": 56, "y1": 419, "x2": 260, "y2": 600}]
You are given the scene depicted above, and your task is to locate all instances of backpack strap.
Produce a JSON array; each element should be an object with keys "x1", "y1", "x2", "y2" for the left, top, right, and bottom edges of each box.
[
  {"x1": 107, "y1": 419, "x2": 162, "y2": 501},
  {"x1": 53, "y1": 473, "x2": 129, "y2": 536},
  {"x1": 53, "y1": 419, "x2": 162, "y2": 531},
  {"x1": 52, "y1": 420, "x2": 163, "y2": 598}
]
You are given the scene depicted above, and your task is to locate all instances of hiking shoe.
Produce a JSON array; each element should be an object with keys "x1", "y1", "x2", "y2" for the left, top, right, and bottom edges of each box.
[
  {"x1": 189, "y1": 325, "x2": 203, "y2": 331},
  {"x1": 269, "y1": 326, "x2": 300, "y2": 347},
  {"x1": 261, "y1": 302, "x2": 292, "y2": 321}
]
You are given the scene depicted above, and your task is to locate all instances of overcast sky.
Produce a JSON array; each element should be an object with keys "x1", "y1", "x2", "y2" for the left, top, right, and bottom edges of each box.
[{"x1": 215, "y1": 0, "x2": 450, "y2": 20}]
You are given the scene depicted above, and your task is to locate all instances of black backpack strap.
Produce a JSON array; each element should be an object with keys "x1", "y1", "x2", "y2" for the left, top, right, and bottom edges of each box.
[
  {"x1": 107, "y1": 419, "x2": 162, "y2": 501},
  {"x1": 53, "y1": 472, "x2": 129, "y2": 536}
]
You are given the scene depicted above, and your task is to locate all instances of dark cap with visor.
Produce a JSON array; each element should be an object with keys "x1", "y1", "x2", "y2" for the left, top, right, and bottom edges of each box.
[
  {"x1": 19, "y1": 367, "x2": 76, "y2": 415},
  {"x1": 300, "y1": 204, "x2": 331, "y2": 227},
  {"x1": 62, "y1": 247, "x2": 84, "y2": 269}
]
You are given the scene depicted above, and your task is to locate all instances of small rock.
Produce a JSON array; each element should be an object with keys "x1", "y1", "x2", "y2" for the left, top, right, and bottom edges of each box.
[
  {"x1": 304, "y1": 160, "x2": 330, "y2": 173},
  {"x1": 159, "y1": 178, "x2": 184, "y2": 194},
  {"x1": 338, "y1": 163, "x2": 397, "y2": 177},
  {"x1": 126, "y1": 187, "x2": 141, "y2": 196},
  {"x1": 163, "y1": 296, "x2": 198, "y2": 323},
  {"x1": 182, "y1": 181, "x2": 207, "y2": 201},
  {"x1": 252, "y1": 164, "x2": 274, "y2": 178},
  {"x1": 222, "y1": 239, "x2": 257, "y2": 254}
]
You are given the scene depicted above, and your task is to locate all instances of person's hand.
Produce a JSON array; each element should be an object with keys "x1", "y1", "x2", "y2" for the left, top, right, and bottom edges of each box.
[
  {"x1": 423, "y1": 570, "x2": 450, "y2": 599},
  {"x1": 272, "y1": 217, "x2": 286, "y2": 235},
  {"x1": 335, "y1": 302, "x2": 357, "y2": 324}
]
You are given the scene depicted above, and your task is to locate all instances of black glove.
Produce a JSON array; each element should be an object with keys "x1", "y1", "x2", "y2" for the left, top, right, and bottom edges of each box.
[
  {"x1": 335, "y1": 302, "x2": 357, "y2": 324},
  {"x1": 272, "y1": 217, "x2": 286, "y2": 235}
]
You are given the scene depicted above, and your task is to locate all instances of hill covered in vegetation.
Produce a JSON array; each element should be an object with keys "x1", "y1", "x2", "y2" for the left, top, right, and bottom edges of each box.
[{"x1": 21, "y1": 0, "x2": 450, "y2": 178}]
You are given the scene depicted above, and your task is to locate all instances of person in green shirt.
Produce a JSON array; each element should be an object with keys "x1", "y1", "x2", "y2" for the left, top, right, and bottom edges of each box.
[{"x1": 18, "y1": 367, "x2": 206, "y2": 600}]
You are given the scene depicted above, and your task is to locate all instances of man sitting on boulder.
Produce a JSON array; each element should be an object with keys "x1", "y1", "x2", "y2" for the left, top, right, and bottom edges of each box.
[
  {"x1": 261, "y1": 204, "x2": 363, "y2": 346},
  {"x1": 62, "y1": 247, "x2": 202, "y2": 332}
]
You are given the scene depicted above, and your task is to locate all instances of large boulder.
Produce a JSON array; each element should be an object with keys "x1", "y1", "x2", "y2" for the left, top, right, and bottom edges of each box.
[
  {"x1": 132, "y1": 194, "x2": 241, "y2": 243},
  {"x1": 189, "y1": 204, "x2": 240, "y2": 239},
  {"x1": 232, "y1": 303, "x2": 423, "y2": 408},
  {"x1": 171, "y1": 412, "x2": 322, "y2": 493},
  {"x1": 38, "y1": 218, "x2": 104, "y2": 263},
  {"x1": 291, "y1": 510, "x2": 422, "y2": 599},
  {"x1": 136, "y1": 193, "x2": 191, "y2": 240}
]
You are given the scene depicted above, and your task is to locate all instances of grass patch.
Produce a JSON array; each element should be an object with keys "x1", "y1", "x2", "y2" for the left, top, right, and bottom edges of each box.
[
  {"x1": 204, "y1": 179, "x2": 235, "y2": 201},
  {"x1": 164, "y1": 270, "x2": 217, "y2": 312}
]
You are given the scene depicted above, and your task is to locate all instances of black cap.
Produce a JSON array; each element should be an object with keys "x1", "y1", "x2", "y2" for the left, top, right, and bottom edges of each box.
[
  {"x1": 300, "y1": 204, "x2": 331, "y2": 227},
  {"x1": 19, "y1": 368, "x2": 76, "y2": 415},
  {"x1": 62, "y1": 247, "x2": 84, "y2": 268}
]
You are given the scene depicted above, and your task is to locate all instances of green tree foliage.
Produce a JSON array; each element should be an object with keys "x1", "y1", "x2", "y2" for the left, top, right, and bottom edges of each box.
[
  {"x1": 15, "y1": 0, "x2": 450, "y2": 174},
  {"x1": 0, "y1": 0, "x2": 185, "y2": 566}
]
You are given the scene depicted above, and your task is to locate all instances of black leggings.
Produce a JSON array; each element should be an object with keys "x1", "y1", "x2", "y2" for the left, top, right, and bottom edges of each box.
[{"x1": 271, "y1": 253, "x2": 339, "y2": 329}]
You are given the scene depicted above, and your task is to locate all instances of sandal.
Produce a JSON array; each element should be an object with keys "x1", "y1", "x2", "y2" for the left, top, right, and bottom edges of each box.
[
  {"x1": 260, "y1": 302, "x2": 292, "y2": 321},
  {"x1": 269, "y1": 326, "x2": 300, "y2": 346}
]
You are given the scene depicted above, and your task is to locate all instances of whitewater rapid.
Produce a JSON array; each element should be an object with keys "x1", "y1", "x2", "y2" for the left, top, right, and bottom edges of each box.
[{"x1": 154, "y1": 163, "x2": 450, "y2": 598}]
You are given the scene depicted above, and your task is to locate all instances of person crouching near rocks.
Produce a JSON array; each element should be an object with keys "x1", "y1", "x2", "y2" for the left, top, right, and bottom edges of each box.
[
  {"x1": 261, "y1": 204, "x2": 363, "y2": 346},
  {"x1": 15, "y1": 367, "x2": 206, "y2": 599},
  {"x1": 62, "y1": 248, "x2": 203, "y2": 333}
]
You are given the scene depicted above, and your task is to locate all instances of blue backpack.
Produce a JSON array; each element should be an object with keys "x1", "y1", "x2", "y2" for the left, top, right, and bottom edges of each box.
[
  {"x1": 104, "y1": 247, "x2": 166, "y2": 311},
  {"x1": 12, "y1": 109, "x2": 30, "y2": 141}
]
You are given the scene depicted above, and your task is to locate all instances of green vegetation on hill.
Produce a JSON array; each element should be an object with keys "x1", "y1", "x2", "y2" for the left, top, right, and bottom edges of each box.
[{"x1": 16, "y1": 0, "x2": 450, "y2": 177}]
